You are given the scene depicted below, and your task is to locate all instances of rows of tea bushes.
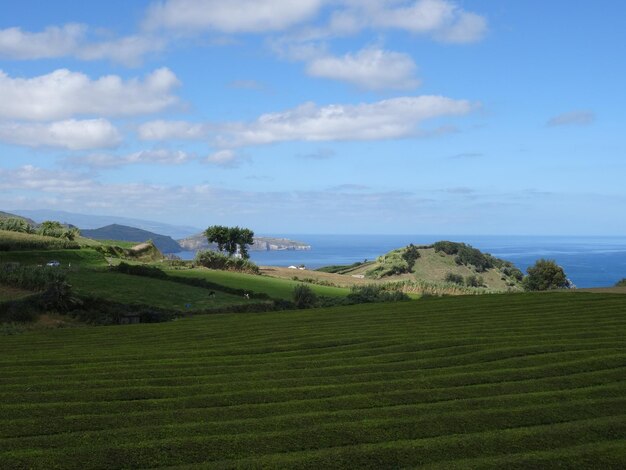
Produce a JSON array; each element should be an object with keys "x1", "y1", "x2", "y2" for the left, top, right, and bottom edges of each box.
[{"x1": 1, "y1": 292, "x2": 625, "y2": 468}]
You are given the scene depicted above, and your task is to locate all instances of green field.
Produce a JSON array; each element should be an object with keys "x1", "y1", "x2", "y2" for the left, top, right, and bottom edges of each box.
[
  {"x1": 68, "y1": 271, "x2": 248, "y2": 311},
  {"x1": 168, "y1": 267, "x2": 349, "y2": 299},
  {"x1": 1, "y1": 292, "x2": 625, "y2": 468},
  {"x1": 0, "y1": 249, "x2": 107, "y2": 268}
]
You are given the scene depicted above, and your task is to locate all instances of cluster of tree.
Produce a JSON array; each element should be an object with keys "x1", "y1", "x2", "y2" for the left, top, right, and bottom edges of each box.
[
  {"x1": 615, "y1": 278, "x2": 626, "y2": 287},
  {"x1": 0, "y1": 218, "x2": 80, "y2": 240},
  {"x1": 0, "y1": 218, "x2": 35, "y2": 234},
  {"x1": 37, "y1": 221, "x2": 80, "y2": 241},
  {"x1": 204, "y1": 225, "x2": 254, "y2": 259},
  {"x1": 433, "y1": 241, "x2": 494, "y2": 272},
  {"x1": 444, "y1": 272, "x2": 485, "y2": 288},
  {"x1": 401, "y1": 244, "x2": 420, "y2": 271},
  {"x1": 292, "y1": 283, "x2": 409, "y2": 309}
]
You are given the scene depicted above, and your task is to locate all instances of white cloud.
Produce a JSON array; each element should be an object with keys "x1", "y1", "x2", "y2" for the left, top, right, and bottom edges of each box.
[
  {"x1": 76, "y1": 35, "x2": 167, "y2": 66},
  {"x1": 306, "y1": 46, "x2": 420, "y2": 90},
  {"x1": 327, "y1": 0, "x2": 487, "y2": 43},
  {"x1": 138, "y1": 120, "x2": 210, "y2": 140},
  {"x1": 144, "y1": 0, "x2": 324, "y2": 33},
  {"x1": 219, "y1": 95, "x2": 476, "y2": 146},
  {"x1": 0, "y1": 165, "x2": 429, "y2": 227},
  {"x1": 0, "y1": 24, "x2": 84, "y2": 59},
  {"x1": 0, "y1": 24, "x2": 164, "y2": 65},
  {"x1": 0, "y1": 68, "x2": 180, "y2": 121},
  {"x1": 139, "y1": 95, "x2": 476, "y2": 147},
  {"x1": 206, "y1": 149, "x2": 240, "y2": 167},
  {"x1": 66, "y1": 149, "x2": 194, "y2": 168},
  {"x1": 0, "y1": 119, "x2": 121, "y2": 150},
  {"x1": 547, "y1": 110, "x2": 595, "y2": 127}
]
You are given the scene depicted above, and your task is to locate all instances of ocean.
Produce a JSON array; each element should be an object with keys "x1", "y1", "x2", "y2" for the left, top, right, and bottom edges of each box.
[{"x1": 178, "y1": 235, "x2": 626, "y2": 288}]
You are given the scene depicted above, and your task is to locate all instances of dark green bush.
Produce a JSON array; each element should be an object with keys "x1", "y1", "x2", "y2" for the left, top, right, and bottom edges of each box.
[
  {"x1": 445, "y1": 273, "x2": 464, "y2": 285},
  {"x1": 433, "y1": 241, "x2": 493, "y2": 272},
  {"x1": 615, "y1": 278, "x2": 626, "y2": 287},
  {"x1": 347, "y1": 284, "x2": 409, "y2": 303},
  {"x1": 195, "y1": 250, "x2": 260, "y2": 274},
  {"x1": 401, "y1": 244, "x2": 421, "y2": 271},
  {"x1": 465, "y1": 275, "x2": 484, "y2": 287},
  {"x1": 293, "y1": 284, "x2": 318, "y2": 309}
]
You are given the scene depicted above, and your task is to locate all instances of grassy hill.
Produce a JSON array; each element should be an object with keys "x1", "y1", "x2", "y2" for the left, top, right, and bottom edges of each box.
[
  {"x1": 81, "y1": 224, "x2": 182, "y2": 254},
  {"x1": 0, "y1": 292, "x2": 625, "y2": 468},
  {"x1": 320, "y1": 241, "x2": 524, "y2": 292}
]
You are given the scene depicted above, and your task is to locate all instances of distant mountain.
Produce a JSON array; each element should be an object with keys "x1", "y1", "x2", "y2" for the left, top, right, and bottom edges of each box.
[
  {"x1": 81, "y1": 224, "x2": 183, "y2": 253},
  {"x1": 12, "y1": 210, "x2": 200, "y2": 239},
  {"x1": 0, "y1": 211, "x2": 37, "y2": 226},
  {"x1": 179, "y1": 233, "x2": 311, "y2": 252}
]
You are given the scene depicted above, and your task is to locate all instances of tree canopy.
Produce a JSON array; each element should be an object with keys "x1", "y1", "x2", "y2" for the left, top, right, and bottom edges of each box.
[
  {"x1": 204, "y1": 225, "x2": 254, "y2": 259},
  {"x1": 523, "y1": 259, "x2": 569, "y2": 291}
]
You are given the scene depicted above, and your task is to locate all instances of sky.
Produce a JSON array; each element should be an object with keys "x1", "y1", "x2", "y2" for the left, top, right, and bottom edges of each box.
[{"x1": 0, "y1": 0, "x2": 625, "y2": 235}]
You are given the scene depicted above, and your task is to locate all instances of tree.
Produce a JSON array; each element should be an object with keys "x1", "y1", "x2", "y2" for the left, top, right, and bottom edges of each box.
[
  {"x1": 204, "y1": 225, "x2": 255, "y2": 259},
  {"x1": 522, "y1": 259, "x2": 568, "y2": 291},
  {"x1": 204, "y1": 225, "x2": 230, "y2": 252},
  {"x1": 401, "y1": 244, "x2": 420, "y2": 271}
]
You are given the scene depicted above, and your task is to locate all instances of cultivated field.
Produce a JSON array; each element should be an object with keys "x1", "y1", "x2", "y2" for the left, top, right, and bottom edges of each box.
[
  {"x1": 1, "y1": 292, "x2": 625, "y2": 468},
  {"x1": 167, "y1": 267, "x2": 349, "y2": 300},
  {"x1": 68, "y1": 271, "x2": 249, "y2": 311}
]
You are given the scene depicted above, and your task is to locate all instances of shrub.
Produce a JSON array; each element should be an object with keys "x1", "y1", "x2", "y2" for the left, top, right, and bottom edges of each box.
[
  {"x1": 522, "y1": 259, "x2": 569, "y2": 291},
  {"x1": 615, "y1": 278, "x2": 626, "y2": 287},
  {"x1": 195, "y1": 250, "x2": 260, "y2": 274},
  {"x1": 465, "y1": 275, "x2": 484, "y2": 287},
  {"x1": 293, "y1": 284, "x2": 317, "y2": 309},
  {"x1": 433, "y1": 241, "x2": 493, "y2": 272},
  {"x1": 115, "y1": 262, "x2": 168, "y2": 279},
  {"x1": 444, "y1": 273, "x2": 464, "y2": 285},
  {"x1": 502, "y1": 266, "x2": 524, "y2": 281},
  {"x1": 347, "y1": 284, "x2": 409, "y2": 303}
]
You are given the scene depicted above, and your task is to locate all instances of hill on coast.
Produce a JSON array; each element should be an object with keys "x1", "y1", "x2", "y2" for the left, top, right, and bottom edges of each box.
[
  {"x1": 80, "y1": 224, "x2": 182, "y2": 254},
  {"x1": 317, "y1": 241, "x2": 524, "y2": 291}
]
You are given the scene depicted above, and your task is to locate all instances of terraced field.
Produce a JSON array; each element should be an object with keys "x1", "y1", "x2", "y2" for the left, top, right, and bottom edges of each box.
[{"x1": 1, "y1": 292, "x2": 625, "y2": 468}]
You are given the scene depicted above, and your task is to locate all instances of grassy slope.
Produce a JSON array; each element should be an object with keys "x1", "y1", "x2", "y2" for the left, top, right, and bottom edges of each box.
[
  {"x1": 68, "y1": 271, "x2": 247, "y2": 311},
  {"x1": 168, "y1": 268, "x2": 349, "y2": 299},
  {"x1": 350, "y1": 247, "x2": 518, "y2": 289},
  {"x1": 1, "y1": 293, "x2": 625, "y2": 468}
]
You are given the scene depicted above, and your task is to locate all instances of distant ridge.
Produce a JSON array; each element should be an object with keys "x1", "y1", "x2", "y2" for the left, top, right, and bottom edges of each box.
[
  {"x1": 81, "y1": 224, "x2": 183, "y2": 254},
  {"x1": 12, "y1": 209, "x2": 200, "y2": 239}
]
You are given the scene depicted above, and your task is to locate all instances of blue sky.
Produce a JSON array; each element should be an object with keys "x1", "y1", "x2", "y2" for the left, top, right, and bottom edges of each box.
[{"x1": 0, "y1": 0, "x2": 624, "y2": 235}]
